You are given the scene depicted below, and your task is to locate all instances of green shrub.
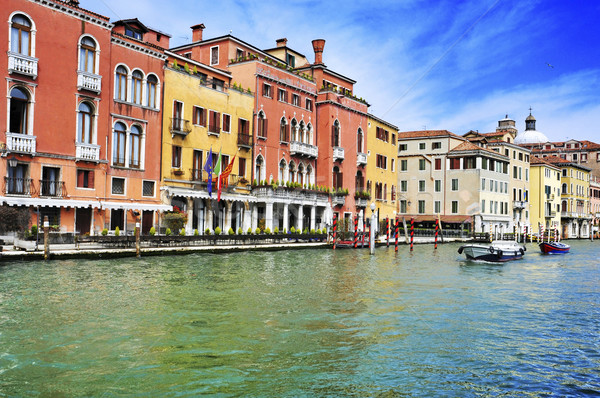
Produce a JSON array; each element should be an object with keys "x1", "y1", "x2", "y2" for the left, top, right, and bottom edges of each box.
[
  {"x1": 304, "y1": 228, "x2": 309, "y2": 234},
  {"x1": 215, "y1": 226, "x2": 222, "y2": 235},
  {"x1": 194, "y1": 229, "x2": 199, "y2": 236},
  {"x1": 165, "y1": 228, "x2": 172, "y2": 236},
  {"x1": 310, "y1": 229, "x2": 315, "y2": 234},
  {"x1": 247, "y1": 227, "x2": 253, "y2": 234},
  {"x1": 31, "y1": 225, "x2": 38, "y2": 235},
  {"x1": 237, "y1": 227, "x2": 243, "y2": 235},
  {"x1": 290, "y1": 226, "x2": 296, "y2": 233},
  {"x1": 283, "y1": 228, "x2": 287, "y2": 234},
  {"x1": 101, "y1": 228, "x2": 108, "y2": 236},
  {"x1": 114, "y1": 226, "x2": 120, "y2": 236},
  {"x1": 255, "y1": 227, "x2": 261, "y2": 235},
  {"x1": 180, "y1": 228, "x2": 186, "y2": 236},
  {"x1": 274, "y1": 227, "x2": 279, "y2": 234},
  {"x1": 149, "y1": 226, "x2": 156, "y2": 236},
  {"x1": 205, "y1": 228, "x2": 211, "y2": 235},
  {"x1": 265, "y1": 227, "x2": 271, "y2": 234},
  {"x1": 228, "y1": 227, "x2": 235, "y2": 235}
]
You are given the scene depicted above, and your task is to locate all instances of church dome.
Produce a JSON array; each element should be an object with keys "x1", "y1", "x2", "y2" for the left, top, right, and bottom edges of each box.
[{"x1": 515, "y1": 110, "x2": 548, "y2": 145}]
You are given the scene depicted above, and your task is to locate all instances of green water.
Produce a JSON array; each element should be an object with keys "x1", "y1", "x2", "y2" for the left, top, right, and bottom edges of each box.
[{"x1": 1, "y1": 242, "x2": 599, "y2": 397}]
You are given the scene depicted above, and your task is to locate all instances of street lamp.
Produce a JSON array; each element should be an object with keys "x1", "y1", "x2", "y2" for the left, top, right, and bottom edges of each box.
[
  {"x1": 8, "y1": 156, "x2": 18, "y2": 168},
  {"x1": 370, "y1": 202, "x2": 376, "y2": 254}
]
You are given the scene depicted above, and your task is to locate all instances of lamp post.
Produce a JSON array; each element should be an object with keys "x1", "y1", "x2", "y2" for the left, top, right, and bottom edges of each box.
[
  {"x1": 8, "y1": 156, "x2": 18, "y2": 168},
  {"x1": 370, "y1": 202, "x2": 376, "y2": 255}
]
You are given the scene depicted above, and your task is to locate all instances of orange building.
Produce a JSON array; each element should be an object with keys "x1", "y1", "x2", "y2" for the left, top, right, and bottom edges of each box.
[{"x1": 1, "y1": 0, "x2": 169, "y2": 235}]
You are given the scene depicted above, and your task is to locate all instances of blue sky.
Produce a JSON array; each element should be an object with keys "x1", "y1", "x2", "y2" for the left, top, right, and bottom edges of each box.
[{"x1": 84, "y1": 0, "x2": 600, "y2": 142}]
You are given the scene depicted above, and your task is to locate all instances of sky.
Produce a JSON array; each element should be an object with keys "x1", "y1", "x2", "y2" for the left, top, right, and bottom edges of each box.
[{"x1": 82, "y1": 0, "x2": 600, "y2": 142}]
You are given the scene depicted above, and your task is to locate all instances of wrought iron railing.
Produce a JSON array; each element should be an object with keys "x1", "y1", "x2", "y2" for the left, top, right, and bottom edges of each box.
[
  {"x1": 39, "y1": 180, "x2": 65, "y2": 197},
  {"x1": 4, "y1": 177, "x2": 34, "y2": 196},
  {"x1": 170, "y1": 118, "x2": 192, "y2": 137}
]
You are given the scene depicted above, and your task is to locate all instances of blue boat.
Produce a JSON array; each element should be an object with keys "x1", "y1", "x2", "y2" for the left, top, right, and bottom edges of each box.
[{"x1": 539, "y1": 241, "x2": 570, "y2": 254}]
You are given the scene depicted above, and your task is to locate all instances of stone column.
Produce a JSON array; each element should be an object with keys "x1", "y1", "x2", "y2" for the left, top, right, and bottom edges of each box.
[
  {"x1": 252, "y1": 204, "x2": 258, "y2": 230},
  {"x1": 205, "y1": 199, "x2": 213, "y2": 233},
  {"x1": 283, "y1": 203, "x2": 289, "y2": 233},
  {"x1": 186, "y1": 197, "x2": 194, "y2": 233},
  {"x1": 297, "y1": 205, "x2": 304, "y2": 232},
  {"x1": 265, "y1": 201, "x2": 274, "y2": 231},
  {"x1": 224, "y1": 200, "x2": 233, "y2": 233},
  {"x1": 310, "y1": 206, "x2": 316, "y2": 231}
]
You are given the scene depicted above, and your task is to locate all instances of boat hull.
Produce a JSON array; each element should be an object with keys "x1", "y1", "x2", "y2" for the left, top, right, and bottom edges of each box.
[
  {"x1": 459, "y1": 241, "x2": 525, "y2": 262},
  {"x1": 539, "y1": 242, "x2": 570, "y2": 254}
]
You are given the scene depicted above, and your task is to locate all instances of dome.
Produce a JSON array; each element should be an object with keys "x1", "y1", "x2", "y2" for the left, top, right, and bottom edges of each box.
[
  {"x1": 526, "y1": 114, "x2": 536, "y2": 121},
  {"x1": 514, "y1": 128, "x2": 548, "y2": 145}
]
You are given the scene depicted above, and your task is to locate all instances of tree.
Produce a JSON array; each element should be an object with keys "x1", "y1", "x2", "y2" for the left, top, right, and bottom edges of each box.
[{"x1": 0, "y1": 206, "x2": 30, "y2": 234}]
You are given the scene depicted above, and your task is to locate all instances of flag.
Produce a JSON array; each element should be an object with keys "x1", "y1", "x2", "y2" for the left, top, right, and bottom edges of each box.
[
  {"x1": 218, "y1": 154, "x2": 236, "y2": 201},
  {"x1": 203, "y1": 147, "x2": 213, "y2": 197},
  {"x1": 213, "y1": 149, "x2": 222, "y2": 200}
]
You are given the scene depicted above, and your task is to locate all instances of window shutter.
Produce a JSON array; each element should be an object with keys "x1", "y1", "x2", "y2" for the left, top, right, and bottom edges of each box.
[
  {"x1": 263, "y1": 118, "x2": 268, "y2": 138},
  {"x1": 88, "y1": 170, "x2": 95, "y2": 188},
  {"x1": 238, "y1": 118, "x2": 242, "y2": 136},
  {"x1": 217, "y1": 112, "x2": 221, "y2": 132},
  {"x1": 331, "y1": 125, "x2": 335, "y2": 145},
  {"x1": 202, "y1": 108, "x2": 207, "y2": 127},
  {"x1": 77, "y1": 170, "x2": 84, "y2": 187}
]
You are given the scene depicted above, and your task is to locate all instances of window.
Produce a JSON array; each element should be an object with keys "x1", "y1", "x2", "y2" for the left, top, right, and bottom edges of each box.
[
  {"x1": 400, "y1": 180, "x2": 407, "y2": 192},
  {"x1": 399, "y1": 144, "x2": 407, "y2": 151},
  {"x1": 238, "y1": 157, "x2": 246, "y2": 178},
  {"x1": 400, "y1": 160, "x2": 407, "y2": 171},
  {"x1": 376, "y1": 155, "x2": 387, "y2": 169},
  {"x1": 451, "y1": 178, "x2": 458, "y2": 191},
  {"x1": 434, "y1": 180, "x2": 441, "y2": 192},
  {"x1": 210, "y1": 46, "x2": 219, "y2": 65},
  {"x1": 262, "y1": 83, "x2": 272, "y2": 98},
  {"x1": 434, "y1": 201, "x2": 441, "y2": 214},
  {"x1": 222, "y1": 114, "x2": 231, "y2": 133},
  {"x1": 419, "y1": 143, "x2": 426, "y2": 150},
  {"x1": 481, "y1": 178, "x2": 486, "y2": 191},
  {"x1": 391, "y1": 159, "x2": 395, "y2": 172},
  {"x1": 10, "y1": 14, "x2": 32, "y2": 56},
  {"x1": 451, "y1": 201, "x2": 458, "y2": 214},
  {"x1": 142, "y1": 181, "x2": 155, "y2": 197},
  {"x1": 392, "y1": 134, "x2": 396, "y2": 145},
  {"x1": 333, "y1": 166, "x2": 342, "y2": 190},
  {"x1": 193, "y1": 106, "x2": 206, "y2": 126},
  {"x1": 172, "y1": 145, "x2": 182, "y2": 168},
  {"x1": 432, "y1": 142, "x2": 441, "y2": 150},
  {"x1": 129, "y1": 125, "x2": 141, "y2": 168},
  {"x1": 211, "y1": 78, "x2": 224, "y2": 92},
  {"x1": 238, "y1": 118, "x2": 250, "y2": 140},
  {"x1": 419, "y1": 180, "x2": 425, "y2": 192},
  {"x1": 257, "y1": 112, "x2": 267, "y2": 139},
  {"x1": 450, "y1": 158, "x2": 460, "y2": 169},
  {"x1": 124, "y1": 27, "x2": 142, "y2": 40},
  {"x1": 77, "y1": 169, "x2": 94, "y2": 189},
  {"x1": 79, "y1": 36, "x2": 96, "y2": 73},
  {"x1": 286, "y1": 53, "x2": 295, "y2": 67},
  {"x1": 305, "y1": 98, "x2": 313, "y2": 111},
  {"x1": 418, "y1": 200, "x2": 425, "y2": 214},
  {"x1": 208, "y1": 110, "x2": 220, "y2": 134},
  {"x1": 332, "y1": 120, "x2": 340, "y2": 147},
  {"x1": 292, "y1": 94, "x2": 300, "y2": 106},
  {"x1": 112, "y1": 122, "x2": 126, "y2": 166},
  {"x1": 115, "y1": 65, "x2": 128, "y2": 101},
  {"x1": 112, "y1": 177, "x2": 125, "y2": 195},
  {"x1": 278, "y1": 88, "x2": 287, "y2": 102},
  {"x1": 77, "y1": 101, "x2": 94, "y2": 144},
  {"x1": 146, "y1": 75, "x2": 158, "y2": 108},
  {"x1": 236, "y1": 48, "x2": 244, "y2": 60},
  {"x1": 481, "y1": 200, "x2": 485, "y2": 213},
  {"x1": 279, "y1": 117, "x2": 288, "y2": 142},
  {"x1": 464, "y1": 157, "x2": 476, "y2": 169},
  {"x1": 192, "y1": 150, "x2": 203, "y2": 180},
  {"x1": 9, "y1": 87, "x2": 29, "y2": 135},
  {"x1": 419, "y1": 159, "x2": 426, "y2": 170},
  {"x1": 435, "y1": 158, "x2": 442, "y2": 170},
  {"x1": 400, "y1": 200, "x2": 407, "y2": 213}
]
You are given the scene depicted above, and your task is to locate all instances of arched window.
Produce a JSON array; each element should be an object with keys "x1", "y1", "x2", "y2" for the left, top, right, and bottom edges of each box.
[
  {"x1": 115, "y1": 65, "x2": 128, "y2": 101},
  {"x1": 112, "y1": 122, "x2": 127, "y2": 166},
  {"x1": 146, "y1": 75, "x2": 158, "y2": 108},
  {"x1": 299, "y1": 121, "x2": 305, "y2": 143},
  {"x1": 332, "y1": 120, "x2": 340, "y2": 147},
  {"x1": 288, "y1": 161, "x2": 296, "y2": 183},
  {"x1": 131, "y1": 70, "x2": 143, "y2": 105},
  {"x1": 306, "y1": 164, "x2": 313, "y2": 187},
  {"x1": 279, "y1": 117, "x2": 287, "y2": 142},
  {"x1": 298, "y1": 164, "x2": 304, "y2": 186},
  {"x1": 279, "y1": 159, "x2": 287, "y2": 183},
  {"x1": 355, "y1": 170, "x2": 364, "y2": 192},
  {"x1": 307, "y1": 123, "x2": 313, "y2": 145},
  {"x1": 384, "y1": 184, "x2": 387, "y2": 200},
  {"x1": 290, "y1": 119, "x2": 298, "y2": 142},
  {"x1": 129, "y1": 125, "x2": 141, "y2": 168},
  {"x1": 391, "y1": 185, "x2": 396, "y2": 201},
  {"x1": 10, "y1": 14, "x2": 32, "y2": 55},
  {"x1": 77, "y1": 101, "x2": 94, "y2": 143},
  {"x1": 79, "y1": 36, "x2": 97, "y2": 73},
  {"x1": 9, "y1": 87, "x2": 29, "y2": 134},
  {"x1": 257, "y1": 111, "x2": 267, "y2": 139},
  {"x1": 562, "y1": 183, "x2": 568, "y2": 194},
  {"x1": 255, "y1": 155, "x2": 264, "y2": 182},
  {"x1": 333, "y1": 166, "x2": 342, "y2": 190},
  {"x1": 357, "y1": 128, "x2": 364, "y2": 153}
]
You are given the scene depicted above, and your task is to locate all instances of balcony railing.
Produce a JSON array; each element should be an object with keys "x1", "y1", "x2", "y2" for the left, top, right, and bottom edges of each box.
[
  {"x1": 77, "y1": 70, "x2": 102, "y2": 93},
  {"x1": 190, "y1": 168, "x2": 204, "y2": 182},
  {"x1": 546, "y1": 194, "x2": 555, "y2": 200},
  {"x1": 333, "y1": 146, "x2": 345, "y2": 161},
  {"x1": 6, "y1": 132, "x2": 36, "y2": 154},
  {"x1": 8, "y1": 51, "x2": 38, "y2": 78},
  {"x1": 40, "y1": 180, "x2": 65, "y2": 198},
  {"x1": 170, "y1": 118, "x2": 192, "y2": 137},
  {"x1": 208, "y1": 124, "x2": 220, "y2": 136},
  {"x1": 512, "y1": 200, "x2": 527, "y2": 209},
  {"x1": 545, "y1": 210, "x2": 557, "y2": 218},
  {"x1": 357, "y1": 152, "x2": 367, "y2": 166},
  {"x1": 290, "y1": 141, "x2": 318, "y2": 158},
  {"x1": 238, "y1": 133, "x2": 252, "y2": 149},
  {"x1": 4, "y1": 177, "x2": 34, "y2": 196},
  {"x1": 561, "y1": 211, "x2": 592, "y2": 219},
  {"x1": 76, "y1": 142, "x2": 101, "y2": 162},
  {"x1": 253, "y1": 186, "x2": 329, "y2": 202},
  {"x1": 355, "y1": 198, "x2": 368, "y2": 207},
  {"x1": 332, "y1": 194, "x2": 346, "y2": 207}
]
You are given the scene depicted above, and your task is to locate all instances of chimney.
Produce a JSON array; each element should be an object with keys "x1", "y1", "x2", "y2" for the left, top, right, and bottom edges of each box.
[
  {"x1": 276, "y1": 38, "x2": 288, "y2": 48},
  {"x1": 68, "y1": 0, "x2": 80, "y2": 5},
  {"x1": 191, "y1": 24, "x2": 205, "y2": 42},
  {"x1": 312, "y1": 39, "x2": 325, "y2": 64}
]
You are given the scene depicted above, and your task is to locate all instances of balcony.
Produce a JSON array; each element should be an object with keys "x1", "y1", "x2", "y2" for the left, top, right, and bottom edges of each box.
[
  {"x1": 170, "y1": 118, "x2": 192, "y2": 138},
  {"x1": 545, "y1": 210, "x2": 557, "y2": 218},
  {"x1": 190, "y1": 168, "x2": 204, "y2": 182},
  {"x1": 332, "y1": 194, "x2": 346, "y2": 207},
  {"x1": 357, "y1": 152, "x2": 367, "y2": 166},
  {"x1": 6, "y1": 132, "x2": 36, "y2": 155},
  {"x1": 39, "y1": 180, "x2": 65, "y2": 198},
  {"x1": 8, "y1": 51, "x2": 38, "y2": 78},
  {"x1": 4, "y1": 177, "x2": 34, "y2": 196},
  {"x1": 355, "y1": 197, "x2": 368, "y2": 207},
  {"x1": 77, "y1": 70, "x2": 102, "y2": 93},
  {"x1": 546, "y1": 194, "x2": 555, "y2": 201},
  {"x1": 512, "y1": 200, "x2": 527, "y2": 210},
  {"x1": 333, "y1": 146, "x2": 345, "y2": 161},
  {"x1": 561, "y1": 211, "x2": 592, "y2": 219},
  {"x1": 76, "y1": 142, "x2": 101, "y2": 162},
  {"x1": 253, "y1": 186, "x2": 329, "y2": 202},
  {"x1": 290, "y1": 141, "x2": 318, "y2": 158},
  {"x1": 238, "y1": 133, "x2": 252, "y2": 149}
]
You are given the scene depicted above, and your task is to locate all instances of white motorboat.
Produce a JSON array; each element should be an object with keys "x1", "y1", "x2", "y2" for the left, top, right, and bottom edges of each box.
[{"x1": 458, "y1": 240, "x2": 526, "y2": 262}]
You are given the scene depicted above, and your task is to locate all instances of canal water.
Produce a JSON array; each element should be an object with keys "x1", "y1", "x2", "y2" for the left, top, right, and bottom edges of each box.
[{"x1": 1, "y1": 241, "x2": 599, "y2": 397}]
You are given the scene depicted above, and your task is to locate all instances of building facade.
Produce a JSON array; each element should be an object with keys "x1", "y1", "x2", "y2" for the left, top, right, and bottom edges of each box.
[{"x1": 529, "y1": 156, "x2": 562, "y2": 233}]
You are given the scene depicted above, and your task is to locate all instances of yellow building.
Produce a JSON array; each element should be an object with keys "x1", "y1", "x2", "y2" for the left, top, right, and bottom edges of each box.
[
  {"x1": 161, "y1": 52, "x2": 254, "y2": 234},
  {"x1": 544, "y1": 155, "x2": 592, "y2": 238},
  {"x1": 529, "y1": 156, "x2": 561, "y2": 234},
  {"x1": 366, "y1": 114, "x2": 398, "y2": 227}
]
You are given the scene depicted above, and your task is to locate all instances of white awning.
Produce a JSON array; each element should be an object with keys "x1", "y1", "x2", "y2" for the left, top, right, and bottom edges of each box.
[
  {"x1": 163, "y1": 187, "x2": 257, "y2": 203},
  {"x1": 0, "y1": 197, "x2": 101, "y2": 208},
  {"x1": 100, "y1": 201, "x2": 172, "y2": 211}
]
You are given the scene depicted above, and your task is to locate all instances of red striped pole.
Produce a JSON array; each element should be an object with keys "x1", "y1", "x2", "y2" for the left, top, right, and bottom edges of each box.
[
  {"x1": 333, "y1": 213, "x2": 337, "y2": 250},
  {"x1": 362, "y1": 217, "x2": 366, "y2": 248},
  {"x1": 386, "y1": 217, "x2": 390, "y2": 247},
  {"x1": 434, "y1": 218, "x2": 439, "y2": 249},
  {"x1": 353, "y1": 214, "x2": 358, "y2": 249},
  {"x1": 410, "y1": 217, "x2": 414, "y2": 251},
  {"x1": 395, "y1": 217, "x2": 399, "y2": 252}
]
